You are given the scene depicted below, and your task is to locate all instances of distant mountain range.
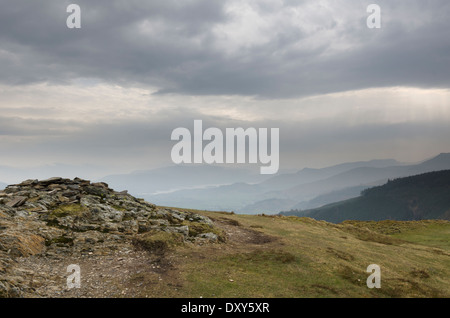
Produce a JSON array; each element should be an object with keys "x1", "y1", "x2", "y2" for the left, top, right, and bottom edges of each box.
[
  {"x1": 257, "y1": 159, "x2": 400, "y2": 191},
  {"x1": 280, "y1": 170, "x2": 450, "y2": 223},
  {"x1": 0, "y1": 164, "x2": 271, "y2": 199},
  {"x1": 0, "y1": 182, "x2": 6, "y2": 190},
  {"x1": 290, "y1": 185, "x2": 370, "y2": 210},
  {"x1": 2, "y1": 153, "x2": 450, "y2": 216},
  {"x1": 141, "y1": 159, "x2": 400, "y2": 211},
  {"x1": 143, "y1": 153, "x2": 450, "y2": 213},
  {"x1": 100, "y1": 165, "x2": 272, "y2": 198}
]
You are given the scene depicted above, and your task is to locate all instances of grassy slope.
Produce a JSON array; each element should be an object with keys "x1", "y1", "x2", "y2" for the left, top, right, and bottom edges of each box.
[{"x1": 125, "y1": 208, "x2": 450, "y2": 298}]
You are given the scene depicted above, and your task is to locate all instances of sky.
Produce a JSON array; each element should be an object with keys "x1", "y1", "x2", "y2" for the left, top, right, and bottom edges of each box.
[{"x1": 1, "y1": 0, "x2": 450, "y2": 179}]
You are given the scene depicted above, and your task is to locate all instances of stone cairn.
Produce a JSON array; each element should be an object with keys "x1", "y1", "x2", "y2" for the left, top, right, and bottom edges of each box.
[{"x1": 0, "y1": 177, "x2": 223, "y2": 297}]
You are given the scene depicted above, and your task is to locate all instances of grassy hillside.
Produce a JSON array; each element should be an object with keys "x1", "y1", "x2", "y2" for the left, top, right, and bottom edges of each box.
[
  {"x1": 281, "y1": 170, "x2": 450, "y2": 223},
  {"x1": 120, "y1": 209, "x2": 450, "y2": 298}
]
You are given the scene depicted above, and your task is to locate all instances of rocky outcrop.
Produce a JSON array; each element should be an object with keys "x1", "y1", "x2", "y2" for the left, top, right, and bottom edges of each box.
[{"x1": 0, "y1": 177, "x2": 224, "y2": 297}]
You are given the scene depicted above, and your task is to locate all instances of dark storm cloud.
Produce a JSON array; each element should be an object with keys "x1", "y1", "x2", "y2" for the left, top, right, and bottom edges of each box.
[
  {"x1": 0, "y1": 0, "x2": 449, "y2": 98},
  {"x1": 0, "y1": 0, "x2": 227, "y2": 86}
]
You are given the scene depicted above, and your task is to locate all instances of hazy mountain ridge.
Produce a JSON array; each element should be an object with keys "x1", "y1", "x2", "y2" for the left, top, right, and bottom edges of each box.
[
  {"x1": 145, "y1": 154, "x2": 450, "y2": 214},
  {"x1": 100, "y1": 165, "x2": 271, "y2": 197},
  {"x1": 257, "y1": 159, "x2": 400, "y2": 191},
  {"x1": 280, "y1": 170, "x2": 450, "y2": 223},
  {"x1": 103, "y1": 160, "x2": 404, "y2": 211},
  {"x1": 147, "y1": 159, "x2": 405, "y2": 212},
  {"x1": 143, "y1": 182, "x2": 268, "y2": 212},
  {"x1": 291, "y1": 185, "x2": 370, "y2": 211},
  {"x1": 2, "y1": 154, "x2": 450, "y2": 215},
  {"x1": 244, "y1": 153, "x2": 450, "y2": 213},
  {"x1": 274, "y1": 153, "x2": 450, "y2": 201}
]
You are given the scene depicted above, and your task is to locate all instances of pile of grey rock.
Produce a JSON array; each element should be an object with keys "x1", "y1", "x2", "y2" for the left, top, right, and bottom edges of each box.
[{"x1": 0, "y1": 177, "x2": 221, "y2": 297}]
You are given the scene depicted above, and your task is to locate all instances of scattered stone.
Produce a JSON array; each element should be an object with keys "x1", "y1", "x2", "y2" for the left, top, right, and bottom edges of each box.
[
  {"x1": 6, "y1": 196, "x2": 27, "y2": 208},
  {"x1": 39, "y1": 177, "x2": 64, "y2": 185},
  {"x1": 91, "y1": 182, "x2": 108, "y2": 189},
  {"x1": 19, "y1": 179, "x2": 38, "y2": 186}
]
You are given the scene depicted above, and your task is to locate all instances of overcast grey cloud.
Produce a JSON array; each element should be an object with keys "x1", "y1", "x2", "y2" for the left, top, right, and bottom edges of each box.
[
  {"x1": 0, "y1": 0, "x2": 449, "y2": 97},
  {"x1": 0, "y1": 0, "x2": 449, "y2": 178}
]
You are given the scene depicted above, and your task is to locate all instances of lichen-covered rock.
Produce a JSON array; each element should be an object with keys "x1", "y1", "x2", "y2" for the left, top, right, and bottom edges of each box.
[{"x1": 198, "y1": 232, "x2": 219, "y2": 242}]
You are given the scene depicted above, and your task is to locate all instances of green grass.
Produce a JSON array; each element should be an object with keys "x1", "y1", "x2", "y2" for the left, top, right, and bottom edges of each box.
[
  {"x1": 126, "y1": 209, "x2": 450, "y2": 298},
  {"x1": 391, "y1": 223, "x2": 450, "y2": 250},
  {"x1": 182, "y1": 220, "x2": 227, "y2": 242},
  {"x1": 342, "y1": 220, "x2": 450, "y2": 250},
  {"x1": 132, "y1": 230, "x2": 185, "y2": 255},
  {"x1": 49, "y1": 203, "x2": 88, "y2": 218},
  {"x1": 182, "y1": 250, "x2": 310, "y2": 298}
]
